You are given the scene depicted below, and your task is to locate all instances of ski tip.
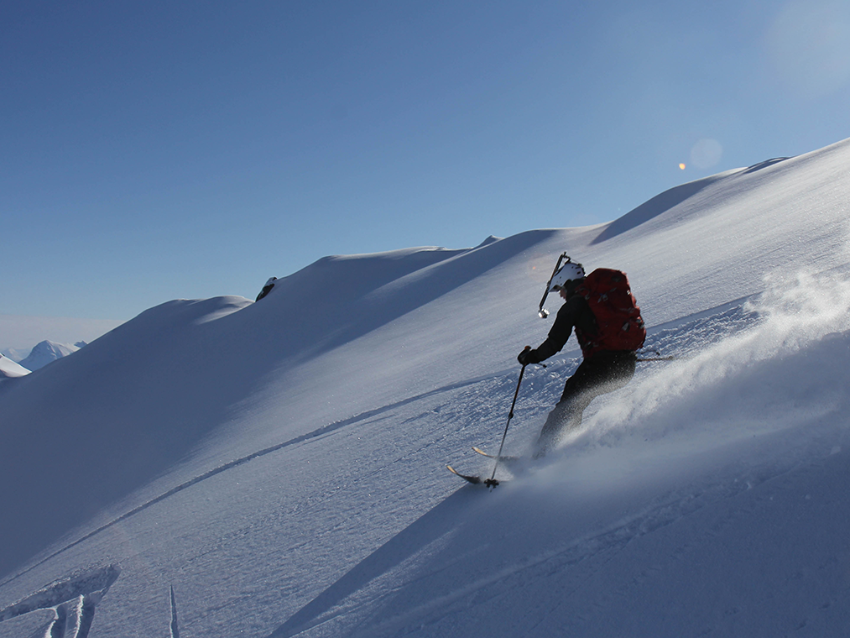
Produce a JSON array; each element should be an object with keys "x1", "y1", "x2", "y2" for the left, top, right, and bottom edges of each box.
[
  {"x1": 446, "y1": 464, "x2": 467, "y2": 478},
  {"x1": 447, "y1": 464, "x2": 483, "y2": 485}
]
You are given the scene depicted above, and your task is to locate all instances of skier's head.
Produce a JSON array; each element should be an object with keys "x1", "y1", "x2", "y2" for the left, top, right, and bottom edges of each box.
[{"x1": 548, "y1": 260, "x2": 585, "y2": 295}]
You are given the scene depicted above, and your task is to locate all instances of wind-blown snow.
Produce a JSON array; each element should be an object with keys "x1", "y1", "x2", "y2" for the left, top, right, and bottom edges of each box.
[{"x1": 1, "y1": 138, "x2": 850, "y2": 637}]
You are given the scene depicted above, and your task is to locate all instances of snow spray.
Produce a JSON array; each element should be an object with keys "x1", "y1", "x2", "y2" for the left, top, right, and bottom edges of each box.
[{"x1": 586, "y1": 268, "x2": 850, "y2": 447}]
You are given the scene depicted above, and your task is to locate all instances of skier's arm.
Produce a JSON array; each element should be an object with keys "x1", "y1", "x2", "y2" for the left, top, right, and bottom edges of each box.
[
  {"x1": 518, "y1": 297, "x2": 583, "y2": 364},
  {"x1": 535, "y1": 307, "x2": 574, "y2": 360}
]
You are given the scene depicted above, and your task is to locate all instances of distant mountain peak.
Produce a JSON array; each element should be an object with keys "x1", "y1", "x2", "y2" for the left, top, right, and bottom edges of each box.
[{"x1": 19, "y1": 340, "x2": 81, "y2": 371}]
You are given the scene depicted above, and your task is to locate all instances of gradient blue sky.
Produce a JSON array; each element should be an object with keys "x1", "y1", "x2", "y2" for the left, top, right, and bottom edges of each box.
[{"x1": 3, "y1": 0, "x2": 850, "y2": 332}]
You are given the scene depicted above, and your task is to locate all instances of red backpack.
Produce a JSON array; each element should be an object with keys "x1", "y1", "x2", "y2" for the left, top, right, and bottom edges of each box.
[{"x1": 575, "y1": 269, "x2": 646, "y2": 357}]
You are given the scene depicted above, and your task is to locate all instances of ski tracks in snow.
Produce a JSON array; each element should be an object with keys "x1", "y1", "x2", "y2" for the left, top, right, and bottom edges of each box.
[
  {"x1": 0, "y1": 565, "x2": 119, "y2": 638},
  {"x1": 0, "y1": 567, "x2": 186, "y2": 638},
  {"x1": 169, "y1": 585, "x2": 180, "y2": 638}
]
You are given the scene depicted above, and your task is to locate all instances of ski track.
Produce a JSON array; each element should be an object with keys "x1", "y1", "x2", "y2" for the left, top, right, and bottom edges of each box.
[
  {"x1": 0, "y1": 565, "x2": 119, "y2": 638},
  {"x1": 169, "y1": 585, "x2": 180, "y2": 638}
]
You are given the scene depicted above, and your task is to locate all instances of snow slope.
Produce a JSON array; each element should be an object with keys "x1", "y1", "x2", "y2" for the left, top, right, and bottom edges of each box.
[{"x1": 1, "y1": 138, "x2": 850, "y2": 637}]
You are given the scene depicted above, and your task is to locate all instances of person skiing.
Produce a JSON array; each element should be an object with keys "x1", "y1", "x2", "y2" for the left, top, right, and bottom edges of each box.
[{"x1": 518, "y1": 258, "x2": 645, "y2": 457}]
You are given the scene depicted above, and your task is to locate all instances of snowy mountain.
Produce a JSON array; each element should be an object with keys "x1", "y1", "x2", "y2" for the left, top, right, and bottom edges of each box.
[
  {"x1": 17, "y1": 340, "x2": 82, "y2": 372},
  {"x1": 2, "y1": 138, "x2": 850, "y2": 637}
]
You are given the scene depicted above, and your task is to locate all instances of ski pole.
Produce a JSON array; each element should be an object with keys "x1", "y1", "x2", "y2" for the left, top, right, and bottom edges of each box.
[
  {"x1": 537, "y1": 252, "x2": 568, "y2": 318},
  {"x1": 486, "y1": 348, "x2": 530, "y2": 488}
]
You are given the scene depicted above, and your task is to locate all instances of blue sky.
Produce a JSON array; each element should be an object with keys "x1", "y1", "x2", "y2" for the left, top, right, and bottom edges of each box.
[{"x1": 3, "y1": 0, "x2": 849, "y2": 334}]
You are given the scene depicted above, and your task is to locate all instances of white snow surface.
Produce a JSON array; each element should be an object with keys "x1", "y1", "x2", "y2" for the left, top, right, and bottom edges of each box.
[
  {"x1": 0, "y1": 355, "x2": 30, "y2": 379},
  {"x1": 2, "y1": 138, "x2": 850, "y2": 637}
]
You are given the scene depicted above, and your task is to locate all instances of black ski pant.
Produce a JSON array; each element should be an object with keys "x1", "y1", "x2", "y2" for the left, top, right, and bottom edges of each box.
[{"x1": 533, "y1": 351, "x2": 636, "y2": 457}]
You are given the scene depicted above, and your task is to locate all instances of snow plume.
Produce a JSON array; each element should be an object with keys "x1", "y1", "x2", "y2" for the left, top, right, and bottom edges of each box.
[
  {"x1": 582, "y1": 268, "x2": 850, "y2": 452},
  {"x1": 754, "y1": 268, "x2": 850, "y2": 346}
]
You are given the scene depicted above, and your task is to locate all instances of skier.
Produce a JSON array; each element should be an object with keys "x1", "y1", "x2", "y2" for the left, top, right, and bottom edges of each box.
[
  {"x1": 255, "y1": 277, "x2": 277, "y2": 302},
  {"x1": 518, "y1": 258, "x2": 645, "y2": 457}
]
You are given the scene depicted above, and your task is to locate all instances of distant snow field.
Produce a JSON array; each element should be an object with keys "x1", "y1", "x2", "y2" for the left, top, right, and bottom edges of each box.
[{"x1": 2, "y1": 138, "x2": 850, "y2": 637}]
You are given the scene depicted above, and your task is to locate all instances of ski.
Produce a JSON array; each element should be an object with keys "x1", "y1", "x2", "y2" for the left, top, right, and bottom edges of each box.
[
  {"x1": 472, "y1": 447, "x2": 522, "y2": 464},
  {"x1": 446, "y1": 465, "x2": 500, "y2": 487}
]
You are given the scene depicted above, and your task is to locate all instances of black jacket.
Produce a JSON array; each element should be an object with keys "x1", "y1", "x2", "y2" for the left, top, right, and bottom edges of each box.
[{"x1": 528, "y1": 294, "x2": 598, "y2": 363}]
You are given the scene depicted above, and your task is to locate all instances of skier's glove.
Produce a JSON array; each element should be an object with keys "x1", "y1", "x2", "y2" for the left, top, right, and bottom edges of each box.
[{"x1": 517, "y1": 348, "x2": 540, "y2": 366}]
